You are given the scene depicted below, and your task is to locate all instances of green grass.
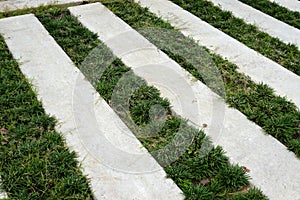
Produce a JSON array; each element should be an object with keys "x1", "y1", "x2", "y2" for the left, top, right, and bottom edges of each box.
[
  {"x1": 33, "y1": 5, "x2": 266, "y2": 199},
  {"x1": 168, "y1": 0, "x2": 300, "y2": 76},
  {"x1": 100, "y1": 0, "x2": 300, "y2": 156},
  {"x1": 0, "y1": 35, "x2": 93, "y2": 199},
  {"x1": 239, "y1": 0, "x2": 300, "y2": 30},
  {"x1": 0, "y1": 1, "x2": 296, "y2": 198}
]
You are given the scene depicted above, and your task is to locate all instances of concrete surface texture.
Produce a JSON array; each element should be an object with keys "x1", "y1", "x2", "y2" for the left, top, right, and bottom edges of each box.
[
  {"x1": 267, "y1": 0, "x2": 300, "y2": 12},
  {"x1": 0, "y1": 188, "x2": 7, "y2": 200},
  {"x1": 69, "y1": 3, "x2": 300, "y2": 200},
  {"x1": 135, "y1": 0, "x2": 300, "y2": 110},
  {"x1": 0, "y1": 0, "x2": 83, "y2": 12},
  {"x1": 208, "y1": 0, "x2": 300, "y2": 49},
  {"x1": 0, "y1": 14, "x2": 183, "y2": 200}
]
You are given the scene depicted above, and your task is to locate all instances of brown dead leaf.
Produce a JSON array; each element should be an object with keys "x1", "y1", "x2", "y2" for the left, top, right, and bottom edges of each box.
[
  {"x1": 200, "y1": 178, "x2": 211, "y2": 186},
  {"x1": 0, "y1": 128, "x2": 8, "y2": 135},
  {"x1": 242, "y1": 166, "x2": 250, "y2": 173},
  {"x1": 240, "y1": 186, "x2": 249, "y2": 194}
]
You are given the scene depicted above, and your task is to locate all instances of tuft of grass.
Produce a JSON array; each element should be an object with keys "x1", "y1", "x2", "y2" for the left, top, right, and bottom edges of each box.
[
  {"x1": 36, "y1": 6, "x2": 266, "y2": 199},
  {"x1": 169, "y1": 0, "x2": 300, "y2": 76},
  {"x1": 96, "y1": 49, "x2": 254, "y2": 200},
  {"x1": 239, "y1": 0, "x2": 300, "y2": 30},
  {"x1": 0, "y1": 35, "x2": 94, "y2": 199}
]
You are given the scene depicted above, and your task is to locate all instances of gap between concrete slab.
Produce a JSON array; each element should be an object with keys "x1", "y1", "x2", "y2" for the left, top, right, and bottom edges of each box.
[{"x1": 69, "y1": 3, "x2": 300, "y2": 200}]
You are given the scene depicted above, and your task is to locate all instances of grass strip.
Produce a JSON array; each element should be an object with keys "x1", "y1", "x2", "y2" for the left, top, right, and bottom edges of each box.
[
  {"x1": 239, "y1": 0, "x2": 300, "y2": 30},
  {"x1": 35, "y1": 5, "x2": 266, "y2": 199},
  {"x1": 0, "y1": 36, "x2": 93, "y2": 199},
  {"x1": 168, "y1": 0, "x2": 300, "y2": 76},
  {"x1": 100, "y1": 0, "x2": 300, "y2": 157}
]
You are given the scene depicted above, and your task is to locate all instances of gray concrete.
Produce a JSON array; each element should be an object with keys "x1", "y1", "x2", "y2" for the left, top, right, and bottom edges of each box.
[
  {"x1": 135, "y1": 0, "x2": 300, "y2": 110},
  {"x1": 0, "y1": 14, "x2": 183, "y2": 200},
  {"x1": 267, "y1": 0, "x2": 300, "y2": 12},
  {"x1": 69, "y1": 3, "x2": 300, "y2": 200},
  {"x1": 0, "y1": 191, "x2": 7, "y2": 199},
  {"x1": 0, "y1": 0, "x2": 83, "y2": 12},
  {"x1": 0, "y1": 177, "x2": 6, "y2": 199},
  {"x1": 209, "y1": 0, "x2": 300, "y2": 49}
]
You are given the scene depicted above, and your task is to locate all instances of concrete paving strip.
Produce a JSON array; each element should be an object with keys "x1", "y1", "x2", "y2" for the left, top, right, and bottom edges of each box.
[
  {"x1": 0, "y1": 177, "x2": 6, "y2": 199},
  {"x1": 209, "y1": 0, "x2": 300, "y2": 49},
  {"x1": 267, "y1": 0, "x2": 300, "y2": 12},
  {"x1": 135, "y1": 0, "x2": 300, "y2": 110},
  {"x1": 0, "y1": 14, "x2": 183, "y2": 200},
  {"x1": 0, "y1": 191, "x2": 7, "y2": 199},
  {"x1": 69, "y1": 3, "x2": 300, "y2": 200},
  {"x1": 0, "y1": 0, "x2": 83, "y2": 12}
]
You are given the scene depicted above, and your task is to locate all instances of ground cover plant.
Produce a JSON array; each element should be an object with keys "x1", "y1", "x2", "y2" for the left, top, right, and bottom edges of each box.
[
  {"x1": 0, "y1": 35, "x2": 93, "y2": 199},
  {"x1": 239, "y1": 0, "x2": 300, "y2": 30},
  {"x1": 1, "y1": 0, "x2": 298, "y2": 198},
  {"x1": 168, "y1": 0, "x2": 300, "y2": 76},
  {"x1": 34, "y1": 5, "x2": 267, "y2": 199},
  {"x1": 100, "y1": 0, "x2": 300, "y2": 157}
]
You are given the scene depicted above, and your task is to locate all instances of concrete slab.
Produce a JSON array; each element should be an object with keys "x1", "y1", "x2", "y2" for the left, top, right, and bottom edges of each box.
[
  {"x1": 69, "y1": 3, "x2": 300, "y2": 200},
  {"x1": 0, "y1": 191, "x2": 7, "y2": 199},
  {"x1": 0, "y1": 0, "x2": 83, "y2": 12},
  {"x1": 267, "y1": 0, "x2": 300, "y2": 12},
  {"x1": 0, "y1": 14, "x2": 183, "y2": 200},
  {"x1": 209, "y1": 0, "x2": 300, "y2": 49},
  {"x1": 135, "y1": 0, "x2": 300, "y2": 110},
  {"x1": 0, "y1": 177, "x2": 6, "y2": 199}
]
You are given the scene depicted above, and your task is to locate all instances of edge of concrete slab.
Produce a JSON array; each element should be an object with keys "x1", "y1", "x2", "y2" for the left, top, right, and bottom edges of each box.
[
  {"x1": 69, "y1": 3, "x2": 300, "y2": 200},
  {"x1": 0, "y1": 0, "x2": 83, "y2": 12},
  {"x1": 268, "y1": 0, "x2": 300, "y2": 12},
  {"x1": 0, "y1": 14, "x2": 183, "y2": 200}
]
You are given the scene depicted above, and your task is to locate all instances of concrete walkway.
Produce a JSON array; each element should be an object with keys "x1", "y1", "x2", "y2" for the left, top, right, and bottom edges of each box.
[
  {"x1": 135, "y1": 0, "x2": 300, "y2": 110},
  {"x1": 267, "y1": 0, "x2": 300, "y2": 12},
  {"x1": 0, "y1": 0, "x2": 82, "y2": 12},
  {"x1": 0, "y1": 14, "x2": 183, "y2": 200},
  {"x1": 69, "y1": 3, "x2": 300, "y2": 200},
  {"x1": 208, "y1": 0, "x2": 300, "y2": 49}
]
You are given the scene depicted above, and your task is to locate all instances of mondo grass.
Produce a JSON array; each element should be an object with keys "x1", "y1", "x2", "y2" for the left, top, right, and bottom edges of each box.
[
  {"x1": 99, "y1": 0, "x2": 300, "y2": 157},
  {"x1": 34, "y1": 6, "x2": 266, "y2": 199},
  {"x1": 169, "y1": 0, "x2": 300, "y2": 76},
  {"x1": 238, "y1": 0, "x2": 300, "y2": 30},
  {"x1": 0, "y1": 36, "x2": 93, "y2": 199}
]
